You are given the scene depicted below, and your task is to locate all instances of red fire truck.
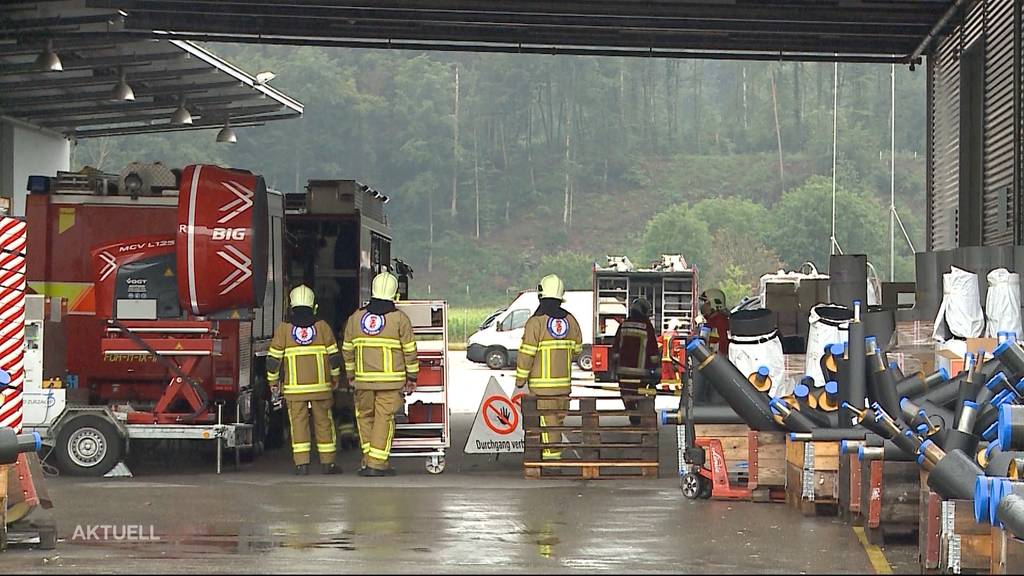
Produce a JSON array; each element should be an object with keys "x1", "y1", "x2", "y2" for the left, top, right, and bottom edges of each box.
[{"x1": 25, "y1": 163, "x2": 284, "y2": 476}]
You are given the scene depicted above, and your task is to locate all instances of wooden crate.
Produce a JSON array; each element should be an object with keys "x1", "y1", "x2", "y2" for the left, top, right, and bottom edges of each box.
[
  {"x1": 938, "y1": 499, "x2": 993, "y2": 574},
  {"x1": 523, "y1": 396, "x2": 658, "y2": 480},
  {"x1": 992, "y1": 527, "x2": 1024, "y2": 574},
  {"x1": 859, "y1": 459, "x2": 920, "y2": 545},
  {"x1": 840, "y1": 452, "x2": 857, "y2": 524},
  {"x1": 785, "y1": 437, "x2": 840, "y2": 516},
  {"x1": 920, "y1": 472, "x2": 942, "y2": 574}
]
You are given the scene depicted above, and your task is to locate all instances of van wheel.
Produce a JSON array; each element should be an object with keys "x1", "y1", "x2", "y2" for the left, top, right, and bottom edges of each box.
[
  {"x1": 485, "y1": 348, "x2": 508, "y2": 370},
  {"x1": 55, "y1": 415, "x2": 122, "y2": 476}
]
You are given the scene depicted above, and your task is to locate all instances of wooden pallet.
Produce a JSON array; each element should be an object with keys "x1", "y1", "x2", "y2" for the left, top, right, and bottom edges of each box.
[
  {"x1": 859, "y1": 459, "x2": 920, "y2": 545},
  {"x1": 522, "y1": 396, "x2": 658, "y2": 480},
  {"x1": 937, "y1": 499, "x2": 993, "y2": 574},
  {"x1": 992, "y1": 526, "x2": 1024, "y2": 574},
  {"x1": 785, "y1": 438, "x2": 840, "y2": 516},
  {"x1": 920, "y1": 472, "x2": 943, "y2": 574}
]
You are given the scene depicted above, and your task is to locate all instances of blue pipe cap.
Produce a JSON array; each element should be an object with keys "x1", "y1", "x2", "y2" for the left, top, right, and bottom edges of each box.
[
  {"x1": 789, "y1": 433, "x2": 800, "y2": 441},
  {"x1": 918, "y1": 439, "x2": 934, "y2": 454},
  {"x1": 825, "y1": 380, "x2": 839, "y2": 395},
  {"x1": 994, "y1": 390, "x2": 1012, "y2": 406},
  {"x1": 794, "y1": 384, "x2": 810, "y2": 399},
  {"x1": 995, "y1": 340, "x2": 1013, "y2": 357},
  {"x1": 889, "y1": 361, "x2": 900, "y2": 371},
  {"x1": 866, "y1": 336, "x2": 877, "y2": 347},
  {"x1": 984, "y1": 422, "x2": 999, "y2": 441},
  {"x1": 1016, "y1": 377, "x2": 1024, "y2": 393},
  {"x1": 917, "y1": 453, "x2": 926, "y2": 465},
  {"x1": 659, "y1": 410, "x2": 669, "y2": 426},
  {"x1": 976, "y1": 475, "x2": 990, "y2": 524},
  {"x1": 840, "y1": 440, "x2": 850, "y2": 455},
  {"x1": 989, "y1": 479, "x2": 1004, "y2": 524},
  {"x1": 987, "y1": 373, "x2": 1009, "y2": 391},
  {"x1": 830, "y1": 343, "x2": 845, "y2": 356},
  {"x1": 964, "y1": 400, "x2": 979, "y2": 411},
  {"x1": 900, "y1": 397, "x2": 911, "y2": 411},
  {"x1": 938, "y1": 366, "x2": 950, "y2": 381},
  {"x1": 32, "y1": 431, "x2": 41, "y2": 452},
  {"x1": 916, "y1": 423, "x2": 930, "y2": 434},
  {"x1": 905, "y1": 429, "x2": 917, "y2": 439},
  {"x1": 857, "y1": 445, "x2": 866, "y2": 461},
  {"x1": 1000, "y1": 404, "x2": 1015, "y2": 451},
  {"x1": 685, "y1": 338, "x2": 702, "y2": 352},
  {"x1": 986, "y1": 442, "x2": 998, "y2": 457},
  {"x1": 757, "y1": 366, "x2": 770, "y2": 378}
]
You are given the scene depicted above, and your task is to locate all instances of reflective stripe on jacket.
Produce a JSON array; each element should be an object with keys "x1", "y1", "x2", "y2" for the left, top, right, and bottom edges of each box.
[
  {"x1": 515, "y1": 313, "x2": 583, "y2": 390},
  {"x1": 342, "y1": 308, "x2": 419, "y2": 390},
  {"x1": 613, "y1": 318, "x2": 661, "y2": 381},
  {"x1": 267, "y1": 319, "x2": 341, "y2": 401}
]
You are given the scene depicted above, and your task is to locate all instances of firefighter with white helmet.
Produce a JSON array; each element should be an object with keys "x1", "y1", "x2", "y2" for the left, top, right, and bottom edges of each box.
[
  {"x1": 342, "y1": 271, "x2": 419, "y2": 476},
  {"x1": 698, "y1": 288, "x2": 731, "y2": 354},
  {"x1": 267, "y1": 285, "x2": 344, "y2": 475},
  {"x1": 515, "y1": 274, "x2": 583, "y2": 460}
]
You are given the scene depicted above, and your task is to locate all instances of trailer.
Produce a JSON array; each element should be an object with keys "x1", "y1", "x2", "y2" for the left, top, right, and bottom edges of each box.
[
  {"x1": 591, "y1": 255, "x2": 698, "y2": 384},
  {"x1": 23, "y1": 164, "x2": 285, "y2": 476}
]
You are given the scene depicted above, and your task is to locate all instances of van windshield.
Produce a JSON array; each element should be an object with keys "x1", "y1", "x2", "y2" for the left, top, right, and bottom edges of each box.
[{"x1": 479, "y1": 309, "x2": 506, "y2": 329}]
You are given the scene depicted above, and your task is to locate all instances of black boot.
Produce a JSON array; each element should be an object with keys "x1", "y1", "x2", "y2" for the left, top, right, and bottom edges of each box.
[
  {"x1": 358, "y1": 467, "x2": 386, "y2": 477},
  {"x1": 294, "y1": 464, "x2": 309, "y2": 476},
  {"x1": 321, "y1": 463, "x2": 340, "y2": 475}
]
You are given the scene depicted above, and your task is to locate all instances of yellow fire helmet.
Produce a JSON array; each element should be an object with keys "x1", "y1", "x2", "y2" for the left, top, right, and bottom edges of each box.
[
  {"x1": 289, "y1": 285, "x2": 316, "y2": 309},
  {"x1": 371, "y1": 271, "x2": 400, "y2": 301},
  {"x1": 538, "y1": 274, "x2": 565, "y2": 301},
  {"x1": 699, "y1": 288, "x2": 727, "y2": 313}
]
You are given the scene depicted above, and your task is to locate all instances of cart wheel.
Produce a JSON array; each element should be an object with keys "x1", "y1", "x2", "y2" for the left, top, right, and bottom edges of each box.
[
  {"x1": 681, "y1": 473, "x2": 702, "y2": 499},
  {"x1": 38, "y1": 527, "x2": 57, "y2": 550},
  {"x1": 698, "y1": 477, "x2": 713, "y2": 499},
  {"x1": 425, "y1": 456, "x2": 446, "y2": 474}
]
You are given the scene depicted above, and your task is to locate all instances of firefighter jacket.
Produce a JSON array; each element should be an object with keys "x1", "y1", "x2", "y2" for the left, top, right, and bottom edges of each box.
[
  {"x1": 613, "y1": 315, "x2": 661, "y2": 382},
  {"x1": 342, "y1": 306, "x2": 419, "y2": 391},
  {"x1": 706, "y1": 311, "x2": 731, "y2": 355},
  {"x1": 515, "y1": 310, "x2": 583, "y2": 393},
  {"x1": 267, "y1": 319, "x2": 342, "y2": 402}
]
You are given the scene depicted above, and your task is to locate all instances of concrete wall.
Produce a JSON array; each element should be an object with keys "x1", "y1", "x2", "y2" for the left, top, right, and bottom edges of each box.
[{"x1": 0, "y1": 118, "x2": 71, "y2": 217}]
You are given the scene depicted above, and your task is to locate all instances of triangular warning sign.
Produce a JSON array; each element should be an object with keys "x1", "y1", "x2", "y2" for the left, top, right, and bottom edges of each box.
[
  {"x1": 464, "y1": 376, "x2": 524, "y2": 454},
  {"x1": 231, "y1": 310, "x2": 240, "y2": 319},
  {"x1": 164, "y1": 267, "x2": 174, "y2": 277}
]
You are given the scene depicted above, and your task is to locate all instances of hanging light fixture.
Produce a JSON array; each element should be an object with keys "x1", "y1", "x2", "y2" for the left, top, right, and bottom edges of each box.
[
  {"x1": 36, "y1": 40, "x2": 62, "y2": 72},
  {"x1": 170, "y1": 98, "x2": 192, "y2": 125},
  {"x1": 111, "y1": 70, "x2": 135, "y2": 101},
  {"x1": 216, "y1": 117, "x2": 236, "y2": 143}
]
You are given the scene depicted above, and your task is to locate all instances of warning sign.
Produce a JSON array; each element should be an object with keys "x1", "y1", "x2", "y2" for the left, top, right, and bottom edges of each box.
[{"x1": 464, "y1": 377, "x2": 525, "y2": 454}]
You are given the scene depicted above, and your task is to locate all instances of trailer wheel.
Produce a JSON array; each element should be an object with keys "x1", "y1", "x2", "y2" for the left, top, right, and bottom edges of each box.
[
  {"x1": 485, "y1": 348, "x2": 508, "y2": 370},
  {"x1": 55, "y1": 415, "x2": 122, "y2": 476},
  {"x1": 577, "y1": 349, "x2": 593, "y2": 371}
]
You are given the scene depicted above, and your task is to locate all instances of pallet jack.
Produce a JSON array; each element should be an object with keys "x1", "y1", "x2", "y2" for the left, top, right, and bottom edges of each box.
[{"x1": 677, "y1": 345, "x2": 779, "y2": 502}]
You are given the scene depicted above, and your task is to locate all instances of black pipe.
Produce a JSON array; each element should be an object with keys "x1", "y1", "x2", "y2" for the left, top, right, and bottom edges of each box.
[
  {"x1": 985, "y1": 449, "x2": 1023, "y2": 477},
  {"x1": 769, "y1": 398, "x2": 817, "y2": 433},
  {"x1": 995, "y1": 340, "x2": 1024, "y2": 380},
  {"x1": 846, "y1": 305, "x2": 867, "y2": 426},
  {"x1": 685, "y1": 339, "x2": 780, "y2": 431},
  {"x1": 660, "y1": 405, "x2": 746, "y2": 425},
  {"x1": 942, "y1": 428, "x2": 979, "y2": 458},
  {"x1": 1000, "y1": 404, "x2": 1024, "y2": 451},
  {"x1": 0, "y1": 429, "x2": 40, "y2": 465},
  {"x1": 871, "y1": 358, "x2": 902, "y2": 419},
  {"x1": 891, "y1": 428, "x2": 923, "y2": 457},
  {"x1": 788, "y1": 428, "x2": 868, "y2": 441},
  {"x1": 897, "y1": 367, "x2": 950, "y2": 399},
  {"x1": 926, "y1": 449, "x2": 984, "y2": 500},
  {"x1": 848, "y1": 404, "x2": 894, "y2": 438},
  {"x1": 900, "y1": 397, "x2": 955, "y2": 431},
  {"x1": 791, "y1": 383, "x2": 833, "y2": 428},
  {"x1": 996, "y1": 493, "x2": 1024, "y2": 537},
  {"x1": 858, "y1": 440, "x2": 916, "y2": 462}
]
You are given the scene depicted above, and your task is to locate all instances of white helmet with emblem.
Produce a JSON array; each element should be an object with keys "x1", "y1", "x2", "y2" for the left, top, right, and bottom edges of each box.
[
  {"x1": 371, "y1": 271, "x2": 400, "y2": 301},
  {"x1": 289, "y1": 285, "x2": 316, "y2": 309}
]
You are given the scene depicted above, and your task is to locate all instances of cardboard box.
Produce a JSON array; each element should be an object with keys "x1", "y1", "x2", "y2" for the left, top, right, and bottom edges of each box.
[{"x1": 935, "y1": 337, "x2": 1000, "y2": 375}]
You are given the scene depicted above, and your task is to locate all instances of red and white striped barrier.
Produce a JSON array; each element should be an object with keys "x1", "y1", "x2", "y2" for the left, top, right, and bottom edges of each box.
[{"x1": 0, "y1": 217, "x2": 27, "y2": 432}]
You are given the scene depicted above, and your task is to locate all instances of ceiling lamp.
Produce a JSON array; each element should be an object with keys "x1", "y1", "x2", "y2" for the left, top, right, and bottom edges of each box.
[
  {"x1": 111, "y1": 71, "x2": 135, "y2": 101},
  {"x1": 170, "y1": 100, "x2": 192, "y2": 125},
  {"x1": 36, "y1": 40, "x2": 62, "y2": 72},
  {"x1": 216, "y1": 118, "x2": 236, "y2": 143}
]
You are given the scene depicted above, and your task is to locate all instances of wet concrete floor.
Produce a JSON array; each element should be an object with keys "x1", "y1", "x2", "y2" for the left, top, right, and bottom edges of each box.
[{"x1": 2, "y1": 413, "x2": 919, "y2": 574}]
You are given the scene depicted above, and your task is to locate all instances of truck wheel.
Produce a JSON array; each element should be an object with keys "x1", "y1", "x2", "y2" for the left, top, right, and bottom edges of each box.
[
  {"x1": 577, "y1": 351, "x2": 593, "y2": 371},
  {"x1": 485, "y1": 348, "x2": 508, "y2": 370},
  {"x1": 55, "y1": 415, "x2": 122, "y2": 476}
]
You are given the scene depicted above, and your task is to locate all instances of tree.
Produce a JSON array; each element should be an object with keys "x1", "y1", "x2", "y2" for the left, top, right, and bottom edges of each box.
[
  {"x1": 639, "y1": 204, "x2": 711, "y2": 265},
  {"x1": 524, "y1": 251, "x2": 596, "y2": 291},
  {"x1": 692, "y1": 197, "x2": 771, "y2": 242}
]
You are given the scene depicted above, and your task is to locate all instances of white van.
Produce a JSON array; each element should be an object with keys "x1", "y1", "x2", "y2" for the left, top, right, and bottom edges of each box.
[{"x1": 467, "y1": 290, "x2": 594, "y2": 371}]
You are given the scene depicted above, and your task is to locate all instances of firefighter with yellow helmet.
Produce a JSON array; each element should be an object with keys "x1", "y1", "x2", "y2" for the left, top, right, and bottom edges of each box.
[
  {"x1": 515, "y1": 274, "x2": 583, "y2": 460},
  {"x1": 698, "y1": 288, "x2": 731, "y2": 355},
  {"x1": 267, "y1": 285, "x2": 343, "y2": 475},
  {"x1": 342, "y1": 271, "x2": 419, "y2": 476}
]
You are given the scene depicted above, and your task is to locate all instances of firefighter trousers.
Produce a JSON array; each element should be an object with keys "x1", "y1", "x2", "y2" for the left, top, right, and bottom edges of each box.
[
  {"x1": 287, "y1": 398, "x2": 336, "y2": 466},
  {"x1": 355, "y1": 389, "x2": 403, "y2": 470},
  {"x1": 619, "y1": 379, "x2": 654, "y2": 426},
  {"x1": 536, "y1": 394, "x2": 570, "y2": 460}
]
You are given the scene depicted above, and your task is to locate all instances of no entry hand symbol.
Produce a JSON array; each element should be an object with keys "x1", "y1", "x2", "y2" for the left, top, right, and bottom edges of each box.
[{"x1": 482, "y1": 395, "x2": 519, "y2": 435}]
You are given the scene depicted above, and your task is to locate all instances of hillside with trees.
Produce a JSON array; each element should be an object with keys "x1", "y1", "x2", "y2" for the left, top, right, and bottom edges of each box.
[{"x1": 73, "y1": 45, "x2": 927, "y2": 308}]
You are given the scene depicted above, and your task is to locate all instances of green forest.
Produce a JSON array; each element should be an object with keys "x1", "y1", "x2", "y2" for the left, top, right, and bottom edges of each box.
[{"x1": 72, "y1": 45, "x2": 928, "y2": 310}]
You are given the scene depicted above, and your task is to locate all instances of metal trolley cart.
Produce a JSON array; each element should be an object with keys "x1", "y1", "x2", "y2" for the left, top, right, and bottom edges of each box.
[{"x1": 392, "y1": 300, "x2": 450, "y2": 474}]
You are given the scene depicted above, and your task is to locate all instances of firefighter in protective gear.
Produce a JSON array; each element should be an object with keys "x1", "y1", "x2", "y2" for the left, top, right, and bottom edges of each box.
[
  {"x1": 698, "y1": 288, "x2": 730, "y2": 355},
  {"x1": 612, "y1": 297, "x2": 661, "y2": 425},
  {"x1": 342, "y1": 271, "x2": 419, "y2": 477},
  {"x1": 267, "y1": 285, "x2": 343, "y2": 475},
  {"x1": 515, "y1": 274, "x2": 583, "y2": 460}
]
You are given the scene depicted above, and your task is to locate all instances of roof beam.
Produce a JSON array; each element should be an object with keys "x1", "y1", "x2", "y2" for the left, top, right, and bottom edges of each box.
[
  {"x1": 36, "y1": 103, "x2": 288, "y2": 128},
  {"x1": 0, "y1": 66, "x2": 216, "y2": 92},
  {"x1": 12, "y1": 91, "x2": 265, "y2": 119}
]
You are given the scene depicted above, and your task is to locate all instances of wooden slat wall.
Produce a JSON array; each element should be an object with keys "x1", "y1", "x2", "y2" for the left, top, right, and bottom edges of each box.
[
  {"x1": 983, "y1": 0, "x2": 1017, "y2": 245},
  {"x1": 929, "y1": 27, "x2": 962, "y2": 250}
]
